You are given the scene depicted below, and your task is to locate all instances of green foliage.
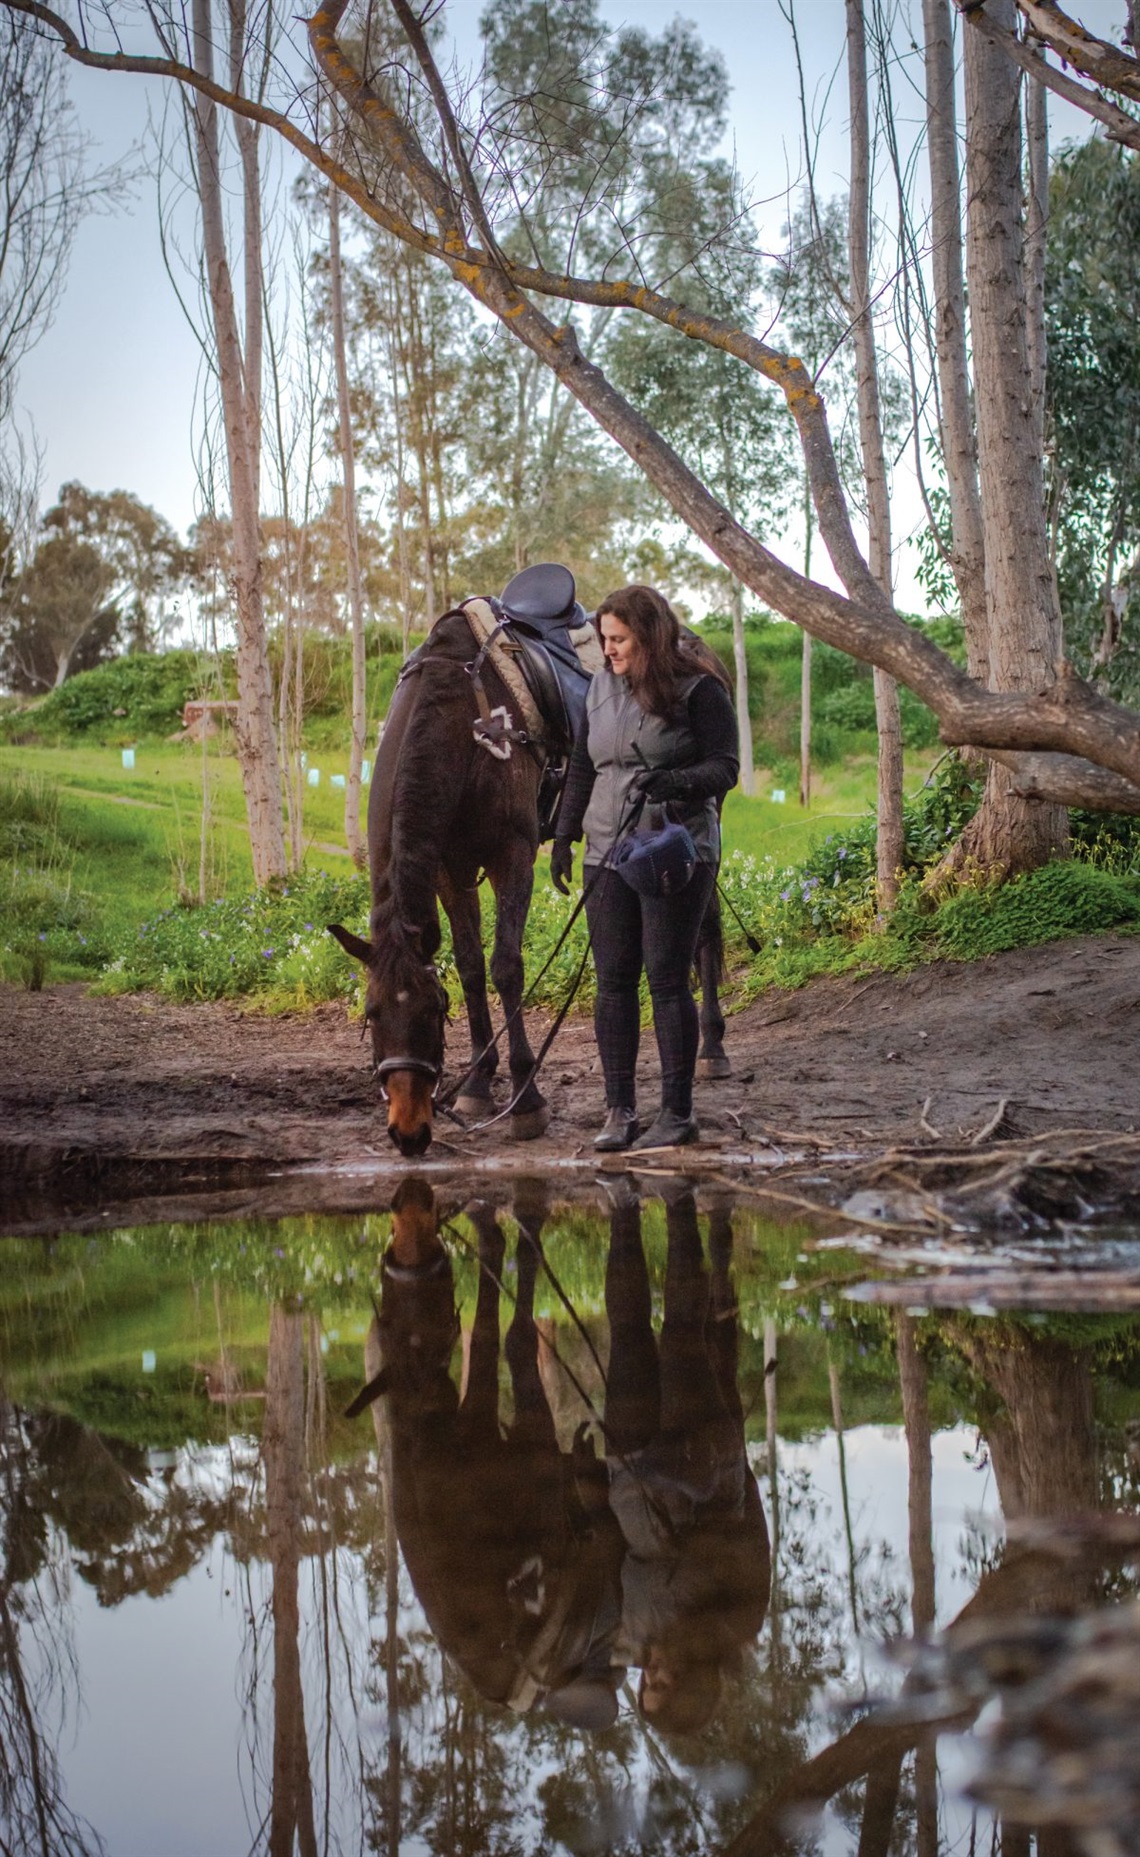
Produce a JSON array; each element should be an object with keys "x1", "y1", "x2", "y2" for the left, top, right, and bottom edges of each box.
[
  {"x1": 267, "y1": 623, "x2": 412, "y2": 732},
  {"x1": 99, "y1": 866, "x2": 372, "y2": 1003},
  {"x1": 715, "y1": 759, "x2": 1140, "y2": 996},
  {"x1": 1047, "y1": 139, "x2": 1140, "y2": 704},
  {"x1": 934, "y1": 861, "x2": 1140, "y2": 959},
  {"x1": 696, "y1": 617, "x2": 954, "y2": 765},
  {"x1": 1, "y1": 649, "x2": 207, "y2": 743}
]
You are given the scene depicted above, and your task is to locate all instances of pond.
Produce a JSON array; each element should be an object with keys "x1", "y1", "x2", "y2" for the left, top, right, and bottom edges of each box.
[{"x1": 1, "y1": 1173, "x2": 1137, "y2": 1857}]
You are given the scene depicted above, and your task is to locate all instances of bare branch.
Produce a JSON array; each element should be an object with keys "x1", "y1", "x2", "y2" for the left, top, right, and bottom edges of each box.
[
  {"x1": 957, "y1": 1, "x2": 1140, "y2": 149},
  {"x1": 4, "y1": 0, "x2": 439, "y2": 250}
]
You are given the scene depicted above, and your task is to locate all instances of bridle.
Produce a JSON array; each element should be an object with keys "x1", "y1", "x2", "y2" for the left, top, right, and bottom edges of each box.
[
  {"x1": 373, "y1": 1054, "x2": 443, "y2": 1103},
  {"x1": 367, "y1": 961, "x2": 449, "y2": 1103}
]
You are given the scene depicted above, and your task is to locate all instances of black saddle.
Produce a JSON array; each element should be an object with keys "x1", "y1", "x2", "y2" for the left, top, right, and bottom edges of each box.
[
  {"x1": 497, "y1": 563, "x2": 594, "y2": 757},
  {"x1": 404, "y1": 568, "x2": 597, "y2": 839}
]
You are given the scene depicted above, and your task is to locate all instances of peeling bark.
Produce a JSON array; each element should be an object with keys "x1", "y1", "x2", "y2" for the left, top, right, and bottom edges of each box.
[
  {"x1": 923, "y1": 0, "x2": 989, "y2": 682},
  {"x1": 949, "y1": 0, "x2": 1068, "y2": 879}
]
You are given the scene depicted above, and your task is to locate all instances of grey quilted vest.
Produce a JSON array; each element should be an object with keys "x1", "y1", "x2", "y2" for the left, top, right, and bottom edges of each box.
[{"x1": 581, "y1": 670, "x2": 720, "y2": 868}]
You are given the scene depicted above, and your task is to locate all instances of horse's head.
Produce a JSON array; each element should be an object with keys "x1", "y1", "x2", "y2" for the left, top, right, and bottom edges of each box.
[
  {"x1": 344, "y1": 1178, "x2": 458, "y2": 1421},
  {"x1": 328, "y1": 922, "x2": 448, "y2": 1156}
]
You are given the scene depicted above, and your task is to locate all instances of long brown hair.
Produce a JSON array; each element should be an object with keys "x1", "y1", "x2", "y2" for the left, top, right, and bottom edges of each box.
[{"x1": 595, "y1": 584, "x2": 731, "y2": 719}]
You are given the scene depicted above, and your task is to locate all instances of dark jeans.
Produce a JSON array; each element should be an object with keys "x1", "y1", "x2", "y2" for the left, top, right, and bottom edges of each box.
[{"x1": 584, "y1": 862, "x2": 715, "y2": 1116}]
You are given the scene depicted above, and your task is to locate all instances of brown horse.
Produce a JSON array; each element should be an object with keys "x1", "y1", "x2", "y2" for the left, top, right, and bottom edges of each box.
[
  {"x1": 330, "y1": 568, "x2": 733, "y2": 1157},
  {"x1": 329, "y1": 603, "x2": 553, "y2": 1157}
]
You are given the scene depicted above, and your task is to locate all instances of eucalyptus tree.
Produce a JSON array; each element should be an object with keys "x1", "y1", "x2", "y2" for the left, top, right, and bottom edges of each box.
[
  {"x1": 9, "y1": 0, "x2": 1140, "y2": 870},
  {"x1": 846, "y1": 0, "x2": 903, "y2": 908},
  {"x1": 0, "y1": 481, "x2": 190, "y2": 688},
  {"x1": 1046, "y1": 137, "x2": 1140, "y2": 708},
  {"x1": 182, "y1": 0, "x2": 285, "y2": 883},
  {"x1": 607, "y1": 160, "x2": 795, "y2": 795}
]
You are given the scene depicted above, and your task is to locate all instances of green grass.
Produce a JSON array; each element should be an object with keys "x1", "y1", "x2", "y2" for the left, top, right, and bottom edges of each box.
[
  {"x1": 4, "y1": 731, "x2": 1138, "y2": 1010},
  {"x1": 719, "y1": 751, "x2": 939, "y2": 870}
]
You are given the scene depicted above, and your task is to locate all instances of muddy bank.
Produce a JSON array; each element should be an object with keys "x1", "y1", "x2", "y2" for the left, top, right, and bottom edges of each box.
[{"x1": 3, "y1": 931, "x2": 1139, "y2": 1232}]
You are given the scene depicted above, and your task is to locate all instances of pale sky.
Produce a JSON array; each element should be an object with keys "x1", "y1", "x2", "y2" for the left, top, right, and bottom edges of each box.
[{"x1": 13, "y1": 0, "x2": 1126, "y2": 605}]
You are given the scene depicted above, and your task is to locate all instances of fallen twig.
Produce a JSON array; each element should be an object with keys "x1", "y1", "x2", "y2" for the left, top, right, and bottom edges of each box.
[
  {"x1": 969, "y1": 1097, "x2": 1010, "y2": 1146},
  {"x1": 920, "y1": 1096, "x2": 943, "y2": 1140}
]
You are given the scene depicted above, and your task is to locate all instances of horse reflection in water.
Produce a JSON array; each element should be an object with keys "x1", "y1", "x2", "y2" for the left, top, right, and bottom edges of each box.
[
  {"x1": 349, "y1": 1175, "x2": 770, "y2": 1737},
  {"x1": 348, "y1": 1177, "x2": 627, "y2": 1730}
]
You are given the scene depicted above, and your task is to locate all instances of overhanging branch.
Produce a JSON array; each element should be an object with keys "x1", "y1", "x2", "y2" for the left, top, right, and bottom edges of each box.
[
  {"x1": 2, "y1": 0, "x2": 439, "y2": 253},
  {"x1": 956, "y1": 1, "x2": 1140, "y2": 149},
  {"x1": 10, "y1": 0, "x2": 1140, "y2": 806}
]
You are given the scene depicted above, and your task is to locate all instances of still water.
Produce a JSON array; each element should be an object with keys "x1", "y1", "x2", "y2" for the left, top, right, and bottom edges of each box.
[{"x1": 1, "y1": 1176, "x2": 1137, "y2": 1857}]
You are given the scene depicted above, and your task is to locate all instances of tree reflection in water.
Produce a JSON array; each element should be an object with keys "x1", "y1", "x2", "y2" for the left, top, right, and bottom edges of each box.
[{"x1": 0, "y1": 1186, "x2": 1136, "y2": 1856}]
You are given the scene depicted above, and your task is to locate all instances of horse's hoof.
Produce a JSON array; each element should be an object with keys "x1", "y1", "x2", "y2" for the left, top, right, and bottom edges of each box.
[
  {"x1": 456, "y1": 1091, "x2": 494, "y2": 1117},
  {"x1": 510, "y1": 1104, "x2": 550, "y2": 1141},
  {"x1": 697, "y1": 1054, "x2": 733, "y2": 1080}
]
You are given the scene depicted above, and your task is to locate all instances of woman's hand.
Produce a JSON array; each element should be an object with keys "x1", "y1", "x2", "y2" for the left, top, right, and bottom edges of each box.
[
  {"x1": 637, "y1": 767, "x2": 688, "y2": 802},
  {"x1": 550, "y1": 838, "x2": 575, "y2": 894}
]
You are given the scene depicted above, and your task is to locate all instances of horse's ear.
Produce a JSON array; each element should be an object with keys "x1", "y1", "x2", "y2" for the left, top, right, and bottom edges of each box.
[{"x1": 327, "y1": 923, "x2": 373, "y2": 965}]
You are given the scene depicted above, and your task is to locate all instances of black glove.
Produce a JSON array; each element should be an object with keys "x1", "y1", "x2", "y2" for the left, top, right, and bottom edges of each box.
[
  {"x1": 550, "y1": 837, "x2": 575, "y2": 895},
  {"x1": 637, "y1": 766, "x2": 688, "y2": 803}
]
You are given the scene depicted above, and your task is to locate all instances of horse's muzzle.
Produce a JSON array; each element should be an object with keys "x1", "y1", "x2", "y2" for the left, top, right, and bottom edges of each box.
[
  {"x1": 389, "y1": 1115, "x2": 432, "y2": 1158},
  {"x1": 383, "y1": 1069, "x2": 436, "y2": 1156}
]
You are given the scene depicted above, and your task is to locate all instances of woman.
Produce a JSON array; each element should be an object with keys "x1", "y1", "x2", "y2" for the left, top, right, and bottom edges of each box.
[{"x1": 550, "y1": 585, "x2": 739, "y2": 1151}]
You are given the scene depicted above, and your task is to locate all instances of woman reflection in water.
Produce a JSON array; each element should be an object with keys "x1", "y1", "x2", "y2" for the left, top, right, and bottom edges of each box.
[{"x1": 602, "y1": 1182, "x2": 771, "y2": 1733}]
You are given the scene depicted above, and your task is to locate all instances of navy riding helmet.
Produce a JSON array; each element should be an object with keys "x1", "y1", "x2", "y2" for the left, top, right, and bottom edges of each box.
[{"x1": 611, "y1": 820, "x2": 698, "y2": 897}]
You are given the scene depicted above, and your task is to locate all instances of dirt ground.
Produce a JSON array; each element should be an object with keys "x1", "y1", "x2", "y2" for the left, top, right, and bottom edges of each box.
[{"x1": 2, "y1": 931, "x2": 1139, "y2": 1232}]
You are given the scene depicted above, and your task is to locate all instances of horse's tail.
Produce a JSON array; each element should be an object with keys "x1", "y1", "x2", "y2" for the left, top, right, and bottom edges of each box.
[{"x1": 694, "y1": 881, "x2": 725, "y2": 990}]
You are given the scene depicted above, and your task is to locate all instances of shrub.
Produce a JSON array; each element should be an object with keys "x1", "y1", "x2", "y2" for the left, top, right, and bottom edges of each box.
[
  {"x1": 99, "y1": 867, "x2": 373, "y2": 1003},
  {"x1": 934, "y1": 861, "x2": 1140, "y2": 959},
  {"x1": 0, "y1": 651, "x2": 210, "y2": 743}
]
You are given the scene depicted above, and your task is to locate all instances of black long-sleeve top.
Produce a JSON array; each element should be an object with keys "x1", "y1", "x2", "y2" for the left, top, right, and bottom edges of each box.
[{"x1": 556, "y1": 673, "x2": 740, "y2": 846}]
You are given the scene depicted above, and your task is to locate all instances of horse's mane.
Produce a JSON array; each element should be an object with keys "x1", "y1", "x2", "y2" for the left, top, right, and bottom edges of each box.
[
  {"x1": 370, "y1": 623, "x2": 477, "y2": 979},
  {"x1": 370, "y1": 908, "x2": 432, "y2": 991}
]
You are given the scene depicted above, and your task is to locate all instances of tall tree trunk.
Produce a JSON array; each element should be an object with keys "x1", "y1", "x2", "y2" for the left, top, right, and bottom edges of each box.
[
  {"x1": 800, "y1": 488, "x2": 814, "y2": 808},
  {"x1": 922, "y1": 0, "x2": 989, "y2": 682},
  {"x1": 384, "y1": 263, "x2": 414, "y2": 652},
  {"x1": 829, "y1": 1357, "x2": 860, "y2": 1636},
  {"x1": 952, "y1": 0, "x2": 1068, "y2": 878},
  {"x1": 730, "y1": 578, "x2": 755, "y2": 795},
  {"x1": 954, "y1": 1325, "x2": 1097, "y2": 1523},
  {"x1": 1024, "y1": 46, "x2": 1049, "y2": 458},
  {"x1": 191, "y1": 0, "x2": 285, "y2": 883},
  {"x1": 896, "y1": 1314, "x2": 935, "y2": 1632},
  {"x1": 328, "y1": 173, "x2": 367, "y2": 867},
  {"x1": 847, "y1": 0, "x2": 904, "y2": 910}
]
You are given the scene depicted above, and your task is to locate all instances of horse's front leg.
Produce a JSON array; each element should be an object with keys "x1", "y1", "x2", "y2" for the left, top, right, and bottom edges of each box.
[
  {"x1": 487, "y1": 848, "x2": 550, "y2": 1140},
  {"x1": 439, "y1": 872, "x2": 497, "y2": 1114},
  {"x1": 696, "y1": 883, "x2": 732, "y2": 1079}
]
